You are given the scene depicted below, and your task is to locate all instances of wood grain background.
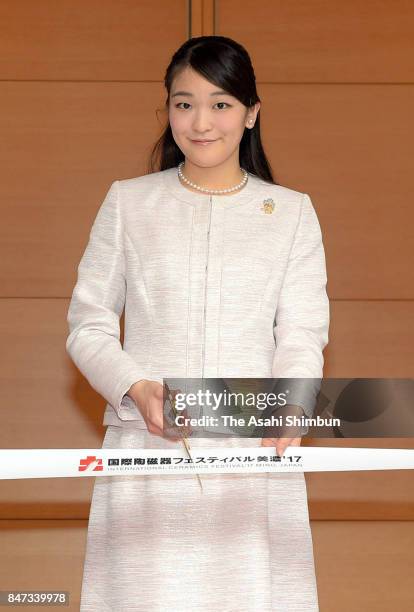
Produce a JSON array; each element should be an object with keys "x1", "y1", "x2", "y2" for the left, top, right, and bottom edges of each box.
[{"x1": 0, "y1": 1, "x2": 413, "y2": 609}]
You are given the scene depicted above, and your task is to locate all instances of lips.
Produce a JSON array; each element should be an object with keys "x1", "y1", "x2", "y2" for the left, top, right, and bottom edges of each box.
[{"x1": 191, "y1": 139, "x2": 217, "y2": 145}]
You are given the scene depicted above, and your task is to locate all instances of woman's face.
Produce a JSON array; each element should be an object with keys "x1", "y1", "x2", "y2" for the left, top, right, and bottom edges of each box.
[{"x1": 169, "y1": 66, "x2": 258, "y2": 168}]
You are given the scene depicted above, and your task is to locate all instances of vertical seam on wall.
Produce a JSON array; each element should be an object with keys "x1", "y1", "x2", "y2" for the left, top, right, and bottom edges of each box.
[{"x1": 188, "y1": 0, "x2": 191, "y2": 38}]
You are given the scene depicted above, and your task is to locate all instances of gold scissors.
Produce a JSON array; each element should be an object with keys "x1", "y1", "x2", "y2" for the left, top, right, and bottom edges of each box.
[{"x1": 164, "y1": 382, "x2": 203, "y2": 492}]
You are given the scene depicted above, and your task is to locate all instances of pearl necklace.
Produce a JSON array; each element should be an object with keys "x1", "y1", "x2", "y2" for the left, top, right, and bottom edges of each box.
[{"x1": 177, "y1": 161, "x2": 248, "y2": 194}]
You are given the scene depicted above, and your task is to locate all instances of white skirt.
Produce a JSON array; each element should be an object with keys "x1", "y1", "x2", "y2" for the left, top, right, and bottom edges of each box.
[{"x1": 80, "y1": 424, "x2": 319, "y2": 611}]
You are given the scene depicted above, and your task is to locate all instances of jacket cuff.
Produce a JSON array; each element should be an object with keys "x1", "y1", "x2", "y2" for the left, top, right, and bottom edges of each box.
[
  {"x1": 282, "y1": 403, "x2": 311, "y2": 437},
  {"x1": 282, "y1": 377, "x2": 322, "y2": 419},
  {"x1": 115, "y1": 374, "x2": 165, "y2": 421}
]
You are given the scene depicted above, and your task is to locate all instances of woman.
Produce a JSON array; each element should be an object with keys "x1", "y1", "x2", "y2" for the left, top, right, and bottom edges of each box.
[{"x1": 67, "y1": 35, "x2": 329, "y2": 611}]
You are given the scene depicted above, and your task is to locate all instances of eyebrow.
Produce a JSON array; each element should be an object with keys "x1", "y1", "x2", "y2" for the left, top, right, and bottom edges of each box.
[{"x1": 171, "y1": 90, "x2": 231, "y2": 98}]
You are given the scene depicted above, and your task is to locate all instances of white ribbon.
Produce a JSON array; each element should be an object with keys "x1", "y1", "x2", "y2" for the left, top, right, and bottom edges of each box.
[{"x1": 0, "y1": 447, "x2": 413, "y2": 480}]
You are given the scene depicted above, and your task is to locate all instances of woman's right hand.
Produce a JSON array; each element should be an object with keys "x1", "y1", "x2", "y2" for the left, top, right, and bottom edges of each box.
[{"x1": 127, "y1": 380, "x2": 184, "y2": 442}]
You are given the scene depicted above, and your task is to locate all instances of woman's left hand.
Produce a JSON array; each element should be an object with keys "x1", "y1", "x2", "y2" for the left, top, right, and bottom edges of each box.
[
  {"x1": 260, "y1": 435, "x2": 302, "y2": 457},
  {"x1": 259, "y1": 404, "x2": 305, "y2": 456}
]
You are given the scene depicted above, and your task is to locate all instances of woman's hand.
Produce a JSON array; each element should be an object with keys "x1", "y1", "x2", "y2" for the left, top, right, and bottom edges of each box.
[
  {"x1": 261, "y1": 435, "x2": 302, "y2": 457},
  {"x1": 127, "y1": 380, "x2": 185, "y2": 442},
  {"x1": 260, "y1": 403, "x2": 305, "y2": 456}
]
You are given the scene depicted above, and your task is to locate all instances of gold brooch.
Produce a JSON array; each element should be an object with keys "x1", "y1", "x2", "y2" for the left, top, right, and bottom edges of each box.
[{"x1": 261, "y1": 198, "x2": 276, "y2": 214}]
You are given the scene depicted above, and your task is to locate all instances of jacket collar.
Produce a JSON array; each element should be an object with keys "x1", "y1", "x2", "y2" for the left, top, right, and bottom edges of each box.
[{"x1": 162, "y1": 165, "x2": 268, "y2": 209}]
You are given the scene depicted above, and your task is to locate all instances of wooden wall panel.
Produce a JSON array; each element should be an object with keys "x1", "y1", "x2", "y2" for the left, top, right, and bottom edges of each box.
[
  {"x1": 258, "y1": 84, "x2": 414, "y2": 300},
  {"x1": 0, "y1": 299, "x2": 412, "y2": 450},
  {"x1": 313, "y1": 521, "x2": 414, "y2": 611},
  {"x1": 217, "y1": 0, "x2": 414, "y2": 82},
  {"x1": 190, "y1": 0, "x2": 215, "y2": 36},
  {"x1": 0, "y1": 0, "x2": 187, "y2": 80},
  {"x1": 0, "y1": 520, "x2": 86, "y2": 611},
  {"x1": 325, "y1": 300, "x2": 414, "y2": 376},
  {"x1": 1, "y1": 84, "x2": 413, "y2": 299},
  {"x1": 0, "y1": 299, "x2": 109, "y2": 449},
  {"x1": 0, "y1": 81, "x2": 167, "y2": 296},
  {"x1": 0, "y1": 299, "x2": 414, "y2": 520},
  {"x1": 306, "y1": 438, "x2": 414, "y2": 521},
  {"x1": 1, "y1": 520, "x2": 413, "y2": 611},
  {"x1": 0, "y1": 4, "x2": 413, "y2": 600},
  {"x1": 0, "y1": 478, "x2": 95, "y2": 521},
  {"x1": 0, "y1": 300, "x2": 413, "y2": 521}
]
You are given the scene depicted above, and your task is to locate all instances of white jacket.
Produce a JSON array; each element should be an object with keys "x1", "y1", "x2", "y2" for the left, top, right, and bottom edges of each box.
[{"x1": 66, "y1": 166, "x2": 330, "y2": 428}]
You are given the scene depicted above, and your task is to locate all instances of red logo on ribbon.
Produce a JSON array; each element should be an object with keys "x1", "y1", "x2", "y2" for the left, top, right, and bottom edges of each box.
[{"x1": 78, "y1": 455, "x2": 103, "y2": 471}]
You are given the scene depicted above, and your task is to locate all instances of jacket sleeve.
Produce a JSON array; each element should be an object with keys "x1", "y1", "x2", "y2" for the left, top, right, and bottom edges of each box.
[
  {"x1": 271, "y1": 192, "x2": 330, "y2": 428},
  {"x1": 66, "y1": 180, "x2": 150, "y2": 419}
]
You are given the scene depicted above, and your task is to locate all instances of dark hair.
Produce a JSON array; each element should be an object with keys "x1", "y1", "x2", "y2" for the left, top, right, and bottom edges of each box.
[{"x1": 147, "y1": 35, "x2": 277, "y2": 185}]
